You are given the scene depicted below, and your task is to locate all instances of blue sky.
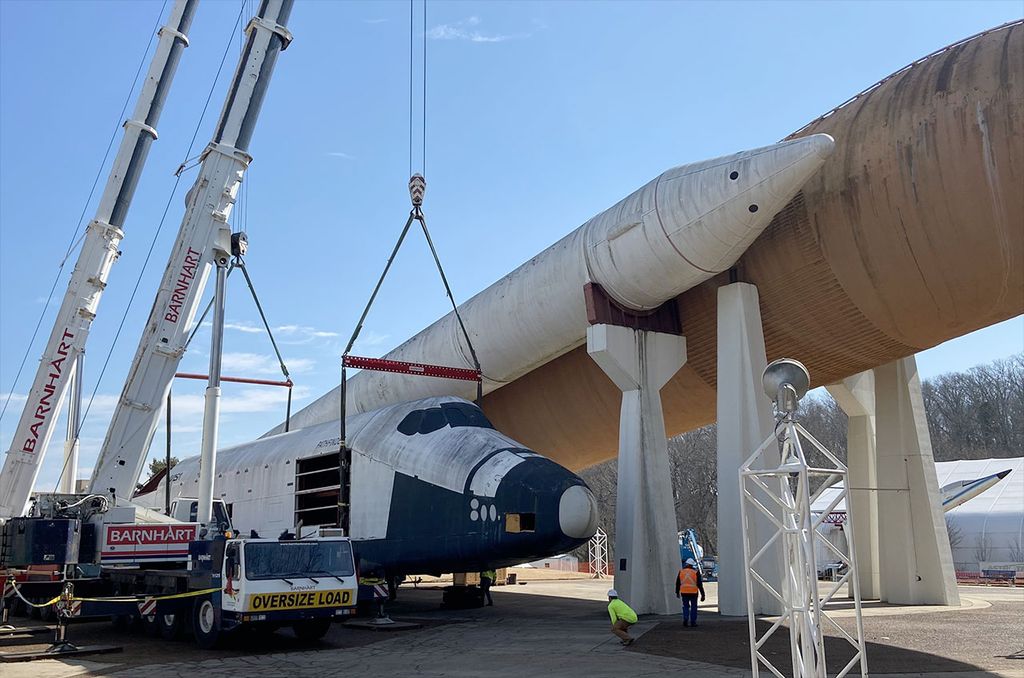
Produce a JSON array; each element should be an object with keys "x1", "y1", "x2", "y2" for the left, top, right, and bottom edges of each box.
[{"x1": 1, "y1": 0, "x2": 1021, "y2": 491}]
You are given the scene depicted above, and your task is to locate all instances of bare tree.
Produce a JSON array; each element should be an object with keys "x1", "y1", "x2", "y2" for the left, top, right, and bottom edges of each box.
[
  {"x1": 1008, "y1": 536, "x2": 1024, "y2": 563},
  {"x1": 946, "y1": 516, "x2": 964, "y2": 550},
  {"x1": 924, "y1": 354, "x2": 1024, "y2": 461},
  {"x1": 668, "y1": 424, "x2": 718, "y2": 552},
  {"x1": 974, "y1": 534, "x2": 992, "y2": 565}
]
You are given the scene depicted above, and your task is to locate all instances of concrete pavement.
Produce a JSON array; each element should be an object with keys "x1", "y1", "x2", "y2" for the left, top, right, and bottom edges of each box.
[{"x1": 2, "y1": 580, "x2": 1020, "y2": 677}]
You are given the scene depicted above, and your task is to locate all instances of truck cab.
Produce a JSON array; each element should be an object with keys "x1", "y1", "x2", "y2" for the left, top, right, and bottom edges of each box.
[
  {"x1": 168, "y1": 498, "x2": 233, "y2": 531},
  {"x1": 193, "y1": 535, "x2": 358, "y2": 647}
]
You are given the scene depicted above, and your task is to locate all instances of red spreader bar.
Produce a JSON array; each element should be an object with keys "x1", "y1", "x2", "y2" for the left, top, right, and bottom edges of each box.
[
  {"x1": 175, "y1": 373, "x2": 293, "y2": 388},
  {"x1": 343, "y1": 355, "x2": 481, "y2": 382}
]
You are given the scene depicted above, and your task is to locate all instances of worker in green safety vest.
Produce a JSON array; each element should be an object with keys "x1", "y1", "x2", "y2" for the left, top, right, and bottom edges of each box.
[
  {"x1": 480, "y1": 569, "x2": 496, "y2": 606},
  {"x1": 606, "y1": 589, "x2": 637, "y2": 645}
]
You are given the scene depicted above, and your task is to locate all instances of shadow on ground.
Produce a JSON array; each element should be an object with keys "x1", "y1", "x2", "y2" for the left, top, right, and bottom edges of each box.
[{"x1": 629, "y1": 607, "x2": 1017, "y2": 676}]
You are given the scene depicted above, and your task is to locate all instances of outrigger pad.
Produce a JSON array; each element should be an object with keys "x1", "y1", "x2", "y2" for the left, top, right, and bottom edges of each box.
[
  {"x1": 344, "y1": 618, "x2": 421, "y2": 631},
  {"x1": 0, "y1": 625, "x2": 53, "y2": 637},
  {"x1": 0, "y1": 643, "x2": 123, "y2": 662}
]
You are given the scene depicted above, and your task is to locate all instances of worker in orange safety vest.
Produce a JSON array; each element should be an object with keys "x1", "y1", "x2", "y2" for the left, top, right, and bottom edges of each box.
[{"x1": 674, "y1": 558, "x2": 706, "y2": 627}]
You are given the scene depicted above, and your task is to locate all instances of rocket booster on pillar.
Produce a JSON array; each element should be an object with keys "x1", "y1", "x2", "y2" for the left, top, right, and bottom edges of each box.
[{"x1": 271, "y1": 134, "x2": 834, "y2": 434}]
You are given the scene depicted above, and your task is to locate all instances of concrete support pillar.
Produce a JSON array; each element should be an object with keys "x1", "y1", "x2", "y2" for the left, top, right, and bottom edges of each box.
[
  {"x1": 826, "y1": 371, "x2": 881, "y2": 600},
  {"x1": 587, "y1": 323, "x2": 686, "y2": 615},
  {"x1": 874, "y1": 356, "x2": 959, "y2": 605},
  {"x1": 716, "y1": 282, "x2": 780, "y2": 616}
]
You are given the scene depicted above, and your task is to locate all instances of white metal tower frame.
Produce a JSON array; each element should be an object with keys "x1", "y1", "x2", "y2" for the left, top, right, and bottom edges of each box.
[
  {"x1": 739, "y1": 416, "x2": 868, "y2": 678},
  {"x1": 589, "y1": 526, "x2": 609, "y2": 578}
]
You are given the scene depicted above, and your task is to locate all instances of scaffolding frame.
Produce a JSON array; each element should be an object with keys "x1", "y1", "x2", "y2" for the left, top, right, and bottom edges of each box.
[
  {"x1": 739, "y1": 418, "x2": 868, "y2": 678},
  {"x1": 588, "y1": 527, "x2": 609, "y2": 578}
]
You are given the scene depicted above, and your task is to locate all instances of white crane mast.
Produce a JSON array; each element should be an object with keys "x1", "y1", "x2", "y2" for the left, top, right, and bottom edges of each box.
[
  {"x1": 89, "y1": 0, "x2": 294, "y2": 504},
  {"x1": 0, "y1": 0, "x2": 198, "y2": 519}
]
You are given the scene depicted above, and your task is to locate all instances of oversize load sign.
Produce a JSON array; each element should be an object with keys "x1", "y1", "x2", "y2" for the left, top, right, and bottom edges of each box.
[{"x1": 248, "y1": 589, "x2": 354, "y2": 611}]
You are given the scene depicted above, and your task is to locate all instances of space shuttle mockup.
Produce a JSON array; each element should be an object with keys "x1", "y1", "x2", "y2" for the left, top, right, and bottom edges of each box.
[{"x1": 137, "y1": 397, "x2": 599, "y2": 576}]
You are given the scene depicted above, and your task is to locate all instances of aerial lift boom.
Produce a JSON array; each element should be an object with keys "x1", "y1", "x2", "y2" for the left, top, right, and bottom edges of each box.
[
  {"x1": 0, "y1": 0, "x2": 198, "y2": 519},
  {"x1": 89, "y1": 0, "x2": 294, "y2": 509}
]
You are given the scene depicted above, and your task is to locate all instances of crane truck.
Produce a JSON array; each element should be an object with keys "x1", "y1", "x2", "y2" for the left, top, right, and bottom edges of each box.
[{"x1": 1, "y1": 0, "x2": 358, "y2": 653}]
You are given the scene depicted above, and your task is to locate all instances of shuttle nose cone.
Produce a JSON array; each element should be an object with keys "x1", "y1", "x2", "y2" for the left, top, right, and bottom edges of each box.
[{"x1": 559, "y1": 484, "x2": 599, "y2": 539}]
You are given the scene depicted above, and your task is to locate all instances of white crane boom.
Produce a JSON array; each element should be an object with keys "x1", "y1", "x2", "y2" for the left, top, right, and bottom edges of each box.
[
  {"x1": 89, "y1": 0, "x2": 294, "y2": 501},
  {"x1": 0, "y1": 0, "x2": 198, "y2": 519}
]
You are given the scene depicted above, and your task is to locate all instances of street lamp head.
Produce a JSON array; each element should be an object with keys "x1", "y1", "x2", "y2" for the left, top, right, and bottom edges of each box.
[{"x1": 762, "y1": 358, "x2": 810, "y2": 416}]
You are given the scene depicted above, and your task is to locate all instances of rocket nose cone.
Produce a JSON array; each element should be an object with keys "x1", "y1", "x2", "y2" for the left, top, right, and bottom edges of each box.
[
  {"x1": 559, "y1": 484, "x2": 599, "y2": 539},
  {"x1": 802, "y1": 133, "x2": 835, "y2": 160},
  {"x1": 651, "y1": 132, "x2": 837, "y2": 279}
]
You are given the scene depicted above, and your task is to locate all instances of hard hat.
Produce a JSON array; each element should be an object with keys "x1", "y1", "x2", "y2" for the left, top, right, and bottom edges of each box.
[
  {"x1": 686, "y1": 558, "x2": 697, "y2": 566},
  {"x1": 607, "y1": 589, "x2": 618, "y2": 597}
]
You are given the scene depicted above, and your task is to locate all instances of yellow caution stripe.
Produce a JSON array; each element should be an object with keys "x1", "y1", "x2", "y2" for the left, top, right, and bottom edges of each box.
[
  {"x1": 5, "y1": 578, "x2": 219, "y2": 608},
  {"x1": 73, "y1": 587, "x2": 219, "y2": 603}
]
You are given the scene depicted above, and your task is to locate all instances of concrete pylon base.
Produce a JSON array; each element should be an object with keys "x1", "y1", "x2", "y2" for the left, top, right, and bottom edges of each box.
[
  {"x1": 716, "y1": 282, "x2": 781, "y2": 616},
  {"x1": 827, "y1": 371, "x2": 881, "y2": 600},
  {"x1": 874, "y1": 356, "x2": 960, "y2": 605},
  {"x1": 587, "y1": 323, "x2": 685, "y2": 615}
]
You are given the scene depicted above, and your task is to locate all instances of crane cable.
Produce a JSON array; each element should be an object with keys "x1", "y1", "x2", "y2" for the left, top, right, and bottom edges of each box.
[
  {"x1": 408, "y1": 0, "x2": 427, "y2": 177},
  {"x1": 339, "y1": 0, "x2": 484, "y2": 447},
  {"x1": 182, "y1": 259, "x2": 291, "y2": 384}
]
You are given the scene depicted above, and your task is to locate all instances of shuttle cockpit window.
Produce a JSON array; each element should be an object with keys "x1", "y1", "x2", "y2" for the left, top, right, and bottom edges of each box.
[
  {"x1": 397, "y1": 402, "x2": 496, "y2": 436},
  {"x1": 441, "y1": 402, "x2": 494, "y2": 429},
  {"x1": 421, "y1": 408, "x2": 447, "y2": 433}
]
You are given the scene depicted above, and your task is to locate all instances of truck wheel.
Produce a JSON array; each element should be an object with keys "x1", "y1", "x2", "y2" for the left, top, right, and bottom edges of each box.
[
  {"x1": 142, "y1": 614, "x2": 160, "y2": 637},
  {"x1": 292, "y1": 618, "x2": 332, "y2": 641},
  {"x1": 158, "y1": 612, "x2": 183, "y2": 640},
  {"x1": 192, "y1": 597, "x2": 222, "y2": 649}
]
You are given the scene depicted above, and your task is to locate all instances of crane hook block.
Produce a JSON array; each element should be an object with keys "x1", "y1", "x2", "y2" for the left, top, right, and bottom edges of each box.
[
  {"x1": 409, "y1": 174, "x2": 426, "y2": 207},
  {"x1": 231, "y1": 231, "x2": 249, "y2": 257}
]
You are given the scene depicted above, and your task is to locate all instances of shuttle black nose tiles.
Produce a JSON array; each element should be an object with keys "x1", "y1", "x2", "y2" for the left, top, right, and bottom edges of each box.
[
  {"x1": 356, "y1": 450, "x2": 596, "y2": 576},
  {"x1": 490, "y1": 456, "x2": 597, "y2": 554}
]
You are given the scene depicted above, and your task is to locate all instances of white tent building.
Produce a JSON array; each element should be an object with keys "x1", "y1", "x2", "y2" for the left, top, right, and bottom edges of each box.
[{"x1": 812, "y1": 457, "x2": 1022, "y2": 574}]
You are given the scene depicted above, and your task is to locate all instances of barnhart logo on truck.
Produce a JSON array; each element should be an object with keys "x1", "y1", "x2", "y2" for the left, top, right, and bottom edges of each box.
[{"x1": 106, "y1": 524, "x2": 198, "y2": 545}]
